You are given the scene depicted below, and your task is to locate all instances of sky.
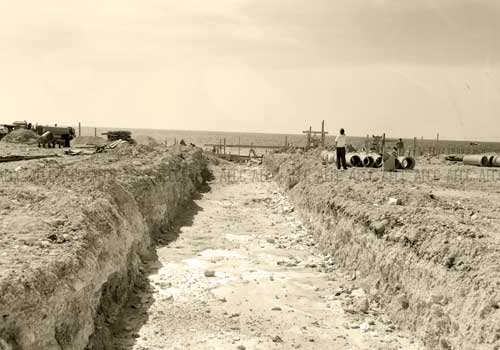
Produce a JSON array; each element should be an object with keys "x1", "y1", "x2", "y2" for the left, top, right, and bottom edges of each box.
[{"x1": 0, "y1": 0, "x2": 499, "y2": 141}]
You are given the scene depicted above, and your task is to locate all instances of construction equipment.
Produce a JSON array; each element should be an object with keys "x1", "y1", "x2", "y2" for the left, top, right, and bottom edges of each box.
[
  {"x1": 2, "y1": 121, "x2": 31, "y2": 133},
  {"x1": 35, "y1": 125, "x2": 75, "y2": 148},
  {"x1": 102, "y1": 131, "x2": 134, "y2": 143}
]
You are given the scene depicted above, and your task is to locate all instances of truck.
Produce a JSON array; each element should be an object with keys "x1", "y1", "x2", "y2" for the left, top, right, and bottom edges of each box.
[{"x1": 35, "y1": 125, "x2": 76, "y2": 148}]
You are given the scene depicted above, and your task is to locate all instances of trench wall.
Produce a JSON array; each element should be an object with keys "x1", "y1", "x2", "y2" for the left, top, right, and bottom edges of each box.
[
  {"x1": 0, "y1": 147, "x2": 209, "y2": 350},
  {"x1": 265, "y1": 152, "x2": 500, "y2": 350}
]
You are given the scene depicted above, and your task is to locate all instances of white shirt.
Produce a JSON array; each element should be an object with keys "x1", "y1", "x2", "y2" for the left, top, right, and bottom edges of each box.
[{"x1": 335, "y1": 134, "x2": 347, "y2": 148}]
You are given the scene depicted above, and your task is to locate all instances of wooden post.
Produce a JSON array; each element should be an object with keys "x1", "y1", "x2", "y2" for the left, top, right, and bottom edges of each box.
[
  {"x1": 238, "y1": 137, "x2": 241, "y2": 155},
  {"x1": 381, "y1": 133, "x2": 386, "y2": 157},
  {"x1": 413, "y1": 137, "x2": 417, "y2": 157},
  {"x1": 94, "y1": 128, "x2": 97, "y2": 137},
  {"x1": 321, "y1": 120, "x2": 325, "y2": 147},
  {"x1": 223, "y1": 138, "x2": 226, "y2": 155},
  {"x1": 307, "y1": 126, "x2": 312, "y2": 149},
  {"x1": 78, "y1": 122, "x2": 81, "y2": 137},
  {"x1": 219, "y1": 138, "x2": 222, "y2": 154},
  {"x1": 285, "y1": 135, "x2": 288, "y2": 148},
  {"x1": 435, "y1": 133, "x2": 439, "y2": 156}
]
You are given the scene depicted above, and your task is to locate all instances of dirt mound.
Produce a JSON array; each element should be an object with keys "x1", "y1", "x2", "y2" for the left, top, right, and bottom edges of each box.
[
  {"x1": 134, "y1": 135, "x2": 159, "y2": 146},
  {"x1": 1, "y1": 129, "x2": 39, "y2": 144},
  {"x1": 72, "y1": 136, "x2": 107, "y2": 146}
]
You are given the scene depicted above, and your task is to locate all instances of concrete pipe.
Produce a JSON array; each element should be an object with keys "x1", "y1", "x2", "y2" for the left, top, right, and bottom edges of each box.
[
  {"x1": 320, "y1": 150, "x2": 329, "y2": 162},
  {"x1": 397, "y1": 156, "x2": 416, "y2": 170},
  {"x1": 346, "y1": 153, "x2": 363, "y2": 167},
  {"x1": 360, "y1": 154, "x2": 375, "y2": 168},
  {"x1": 327, "y1": 152, "x2": 336, "y2": 164},
  {"x1": 463, "y1": 155, "x2": 489, "y2": 167},
  {"x1": 487, "y1": 155, "x2": 495, "y2": 167},
  {"x1": 369, "y1": 154, "x2": 383, "y2": 168},
  {"x1": 492, "y1": 156, "x2": 500, "y2": 167},
  {"x1": 395, "y1": 157, "x2": 402, "y2": 169}
]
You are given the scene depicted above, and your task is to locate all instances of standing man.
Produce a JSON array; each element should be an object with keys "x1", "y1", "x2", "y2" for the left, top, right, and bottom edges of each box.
[
  {"x1": 396, "y1": 138, "x2": 405, "y2": 156},
  {"x1": 335, "y1": 128, "x2": 348, "y2": 170}
]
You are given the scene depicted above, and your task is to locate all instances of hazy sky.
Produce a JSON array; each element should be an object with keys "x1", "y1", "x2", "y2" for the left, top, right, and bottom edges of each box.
[{"x1": 1, "y1": 0, "x2": 499, "y2": 140}]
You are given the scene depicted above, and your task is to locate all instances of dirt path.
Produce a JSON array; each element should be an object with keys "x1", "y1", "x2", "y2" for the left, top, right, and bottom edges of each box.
[{"x1": 112, "y1": 166, "x2": 424, "y2": 350}]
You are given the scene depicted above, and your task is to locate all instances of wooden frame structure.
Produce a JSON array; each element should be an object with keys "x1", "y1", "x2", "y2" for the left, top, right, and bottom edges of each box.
[{"x1": 303, "y1": 120, "x2": 328, "y2": 149}]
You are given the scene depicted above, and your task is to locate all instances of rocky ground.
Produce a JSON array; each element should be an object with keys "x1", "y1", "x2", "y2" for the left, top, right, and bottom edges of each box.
[
  {"x1": 2, "y1": 142, "x2": 499, "y2": 350},
  {"x1": 0, "y1": 143, "x2": 208, "y2": 350},
  {"x1": 111, "y1": 165, "x2": 424, "y2": 350},
  {"x1": 265, "y1": 151, "x2": 500, "y2": 350}
]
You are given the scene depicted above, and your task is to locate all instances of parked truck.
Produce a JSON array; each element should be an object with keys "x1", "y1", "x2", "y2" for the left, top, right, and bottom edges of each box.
[{"x1": 35, "y1": 125, "x2": 75, "y2": 148}]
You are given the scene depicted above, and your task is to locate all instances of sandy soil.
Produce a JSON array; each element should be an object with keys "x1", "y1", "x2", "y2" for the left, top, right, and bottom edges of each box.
[
  {"x1": 0, "y1": 143, "x2": 209, "y2": 350},
  {"x1": 112, "y1": 165, "x2": 424, "y2": 350},
  {"x1": 264, "y1": 151, "x2": 500, "y2": 350}
]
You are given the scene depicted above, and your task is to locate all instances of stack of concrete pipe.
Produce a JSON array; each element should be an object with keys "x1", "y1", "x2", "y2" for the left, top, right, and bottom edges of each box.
[
  {"x1": 320, "y1": 150, "x2": 337, "y2": 164},
  {"x1": 319, "y1": 151, "x2": 408, "y2": 169},
  {"x1": 463, "y1": 154, "x2": 500, "y2": 167}
]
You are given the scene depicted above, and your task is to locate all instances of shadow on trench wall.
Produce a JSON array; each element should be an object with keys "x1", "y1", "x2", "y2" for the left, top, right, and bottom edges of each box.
[{"x1": 106, "y1": 188, "x2": 208, "y2": 350}]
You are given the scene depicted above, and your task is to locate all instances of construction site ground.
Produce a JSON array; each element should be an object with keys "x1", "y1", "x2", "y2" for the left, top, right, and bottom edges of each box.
[
  {"x1": 1, "y1": 143, "x2": 499, "y2": 349},
  {"x1": 112, "y1": 165, "x2": 423, "y2": 350}
]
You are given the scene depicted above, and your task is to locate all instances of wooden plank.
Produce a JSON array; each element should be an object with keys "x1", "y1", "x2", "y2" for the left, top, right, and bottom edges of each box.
[
  {"x1": 204, "y1": 144, "x2": 285, "y2": 149},
  {"x1": 0, "y1": 154, "x2": 59, "y2": 163},
  {"x1": 302, "y1": 131, "x2": 329, "y2": 134}
]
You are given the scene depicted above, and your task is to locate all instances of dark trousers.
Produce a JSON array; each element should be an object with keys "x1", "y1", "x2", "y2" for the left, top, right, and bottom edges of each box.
[{"x1": 336, "y1": 147, "x2": 347, "y2": 170}]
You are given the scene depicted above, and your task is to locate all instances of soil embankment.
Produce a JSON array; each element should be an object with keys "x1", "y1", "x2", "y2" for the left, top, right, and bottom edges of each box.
[
  {"x1": 110, "y1": 165, "x2": 424, "y2": 350},
  {"x1": 265, "y1": 151, "x2": 500, "y2": 350},
  {"x1": 0, "y1": 145, "x2": 209, "y2": 350}
]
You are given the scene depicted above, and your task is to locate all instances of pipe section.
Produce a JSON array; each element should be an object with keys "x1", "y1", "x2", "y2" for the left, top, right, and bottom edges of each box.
[
  {"x1": 369, "y1": 154, "x2": 383, "y2": 168},
  {"x1": 463, "y1": 155, "x2": 489, "y2": 167},
  {"x1": 397, "y1": 156, "x2": 416, "y2": 170},
  {"x1": 360, "y1": 154, "x2": 375, "y2": 168},
  {"x1": 346, "y1": 153, "x2": 363, "y2": 167}
]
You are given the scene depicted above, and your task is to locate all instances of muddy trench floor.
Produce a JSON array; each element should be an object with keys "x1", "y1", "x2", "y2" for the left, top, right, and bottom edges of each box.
[{"x1": 111, "y1": 166, "x2": 424, "y2": 350}]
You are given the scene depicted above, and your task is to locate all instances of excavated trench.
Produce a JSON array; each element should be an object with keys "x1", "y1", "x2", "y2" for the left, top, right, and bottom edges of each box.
[
  {"x1": 264, "y1": 152, "x2": 500, "y2": 350},
  {"x1": 0, "y1": 147, "x2": 210, "y2": 350}
]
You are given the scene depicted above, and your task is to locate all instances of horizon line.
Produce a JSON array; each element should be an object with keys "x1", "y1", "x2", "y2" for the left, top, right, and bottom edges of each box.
[{"x1": 77, "y1": 125, "x2": 500, "y2": 144}]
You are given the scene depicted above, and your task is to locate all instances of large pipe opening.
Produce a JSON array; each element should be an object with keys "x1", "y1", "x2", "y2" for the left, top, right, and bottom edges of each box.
[
  {"x1": 397, "y1": 156, "x2": 416, "y2": 170},
  {"x1": 360, "y1": 154, "x2": 375, "y2": 168},
  {"x1": 347, "y1": 154, "x2": 363, "y2": 167},
  {"x1": 370, "y1": 154, "x2": 383, "y2": 168}
]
